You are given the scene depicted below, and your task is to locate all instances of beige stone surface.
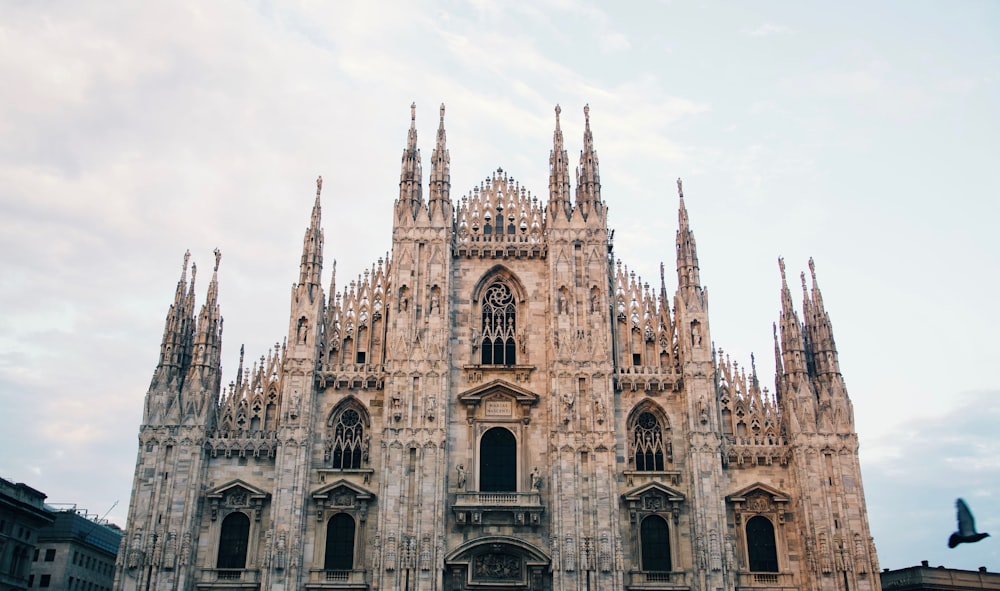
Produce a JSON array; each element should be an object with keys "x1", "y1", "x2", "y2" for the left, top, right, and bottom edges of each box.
[{"x1": 115, "y1": 106, "x2": 881, "y2": 591}]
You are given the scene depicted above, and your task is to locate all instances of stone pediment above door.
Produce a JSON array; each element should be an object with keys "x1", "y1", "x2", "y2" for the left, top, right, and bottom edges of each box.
[
  {"x1": 311, "y1": 479, "x2": 375, "y2": 507},
  {"x1": 622, "y1": 481, "x2": 685, "y2": 523},
  {"x1": 204, "y1": 479, "x2": 270, "y2": 521},
  {"x1": 726, "y1": 482, "x2": 790, "y2": 505},
  {"x1": 727, "y1": 482, "x2": 791, "y2": 522},
  {"x1": 458, "y1": 379, "x2": 539, "y2": 423}
]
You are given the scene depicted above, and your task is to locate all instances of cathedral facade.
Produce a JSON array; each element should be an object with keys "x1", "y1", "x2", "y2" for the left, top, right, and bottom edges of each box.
[{"x1": 115, "y1": 105, "x2": 881, "y2": 591}]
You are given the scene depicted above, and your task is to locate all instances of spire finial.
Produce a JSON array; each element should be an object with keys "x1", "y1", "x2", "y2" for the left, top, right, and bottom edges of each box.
[
  {"x1": 778, "y1": 257, "x2": 786, "y2": 282},
  {"x1": 677, "y1": 177, "x2": 684, "y2": 199},
  {"x1": 800, "y1": 271, "x2": 808, "y2": 296}
]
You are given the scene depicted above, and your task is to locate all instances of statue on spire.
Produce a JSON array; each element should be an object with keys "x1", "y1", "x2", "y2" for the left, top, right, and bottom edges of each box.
[
  {"x1": 677, "y1": 177, "x2": 684, "y2": 198},
  {"x1": 317, "y1": 175, "x2": 323, "y2": 195}
]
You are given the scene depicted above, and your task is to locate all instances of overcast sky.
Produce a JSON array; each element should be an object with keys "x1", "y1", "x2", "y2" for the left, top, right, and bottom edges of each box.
[{"x1": 1, "y1": 0, "x2": 997, "y2": 573}]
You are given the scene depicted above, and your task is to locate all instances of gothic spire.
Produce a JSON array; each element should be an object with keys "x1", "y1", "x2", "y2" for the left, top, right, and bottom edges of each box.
[
  {"x1": 429, "y1": 103, "x2": 450, "y2": 205},
  {"x1": 575, "y1": 104, "x2": 601, "y2": 208},
  {"x1": 772, "y1": 322, "x2": 784, "y2": 405},
  {"x1": 777, "y1": 257, "x2": 807, "y2": 375},
  {"x1": 675, "y1": 178, "x2": 702, "y2": 294},
  {"x1": 298, "y1": 176, "x2": 325, "y2": 295},
  {"x1": 804, "y1": 258, "x2": 841, "y2": 376},
  {"x1": 152, "y1": 250, "x2": 196, "y2": 390},
  {"x1": 185, "y1": 249, "x2": 224, "y2": 391},
  {"x1": 547, "y1": 104, "x2": 571, "y2": 219},
  {"x1": 398, "y1": 102, "x2": 423, "y2": 211}
]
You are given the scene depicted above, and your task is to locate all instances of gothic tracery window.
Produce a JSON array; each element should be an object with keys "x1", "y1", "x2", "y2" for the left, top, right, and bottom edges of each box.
[
  {"x1": 633, "y1": 411, "x2": 668, "y2": 471},
  {"x1": 328, "y1": 407, "x2": 366, "y2": 470},
  {"x1": 481, "y1": 282, "x2": 516, "y2": 365}
]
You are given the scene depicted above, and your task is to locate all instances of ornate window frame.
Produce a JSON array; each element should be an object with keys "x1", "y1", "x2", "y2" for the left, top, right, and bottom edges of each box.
[
  {"x1": 623, "y1": 401, "x2": 680, "y2": 486},
  {"x1": 453, "y1": 380, "x2": 542, "y2": 526},
  {"x1": 310, "y1": 479, "x2": 375, "y2": 578},
  {"x1": 726, "y1": 482, "x2": 790, "y2": 574},
  {"x1": 622, "y1": 482, "x2": 685, "y2": 573},
  {"x1": 323, "y1": 398, "x2": 372, "y2": 472},
  {"x1": 204, "y1": 480, "x2": 270, "y2": 572},
  {"x1": 468, "y1": 266, "x2": 529, "y2": 369}
]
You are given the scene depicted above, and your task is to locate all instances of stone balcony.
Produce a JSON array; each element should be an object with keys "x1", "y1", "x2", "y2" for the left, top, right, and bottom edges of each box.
[
  {"x1": 736, "y1": 571, "x2": 798, "y2": 590},
  {"x1": 318, "y1": 364, "x2": 385, "y2": 390},
  {"x1": 625, "y1": 570, "x2": 690, "y2": 590},
  {"x1": 615, "y1": 366, "x2": 682, "y2": 393},
  {"x1": 305, "y1": 569, "x2": 369, "y2": 590},
  {"x1": 195, "y1": 568, "x2": 260, "y2": 591},
  {"x1": 452, "y1": 491, "x2": 543, "y2": 526}
]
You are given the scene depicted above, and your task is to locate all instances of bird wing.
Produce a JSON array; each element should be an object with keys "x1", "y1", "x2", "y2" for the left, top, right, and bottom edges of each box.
[{"x1": 956, "y1": 498, "x2": 977, "y2": 536}]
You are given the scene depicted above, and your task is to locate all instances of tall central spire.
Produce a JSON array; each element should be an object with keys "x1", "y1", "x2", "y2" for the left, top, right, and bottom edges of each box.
[
  {"x1": 298, "y1": 176, "x2": 325, "y2": 294},
  {"x1": 429, "y1": 103, "x2": 451, "y2": 217},
  {"x1": 399, "y1": 102, "x2": 423, "y2": 210},
  {"x1": 675, "y1": 178, "x2": 701, "y2": 294},
  {"x1": 777, "y1": 257, "x2": 807, "y2": 375},
  {"x1": 575, "y1": 104, "x2": 601, "y2": 207},
  {"x1": 548, "y1": 104, "x2": 571, "y2": 217}
]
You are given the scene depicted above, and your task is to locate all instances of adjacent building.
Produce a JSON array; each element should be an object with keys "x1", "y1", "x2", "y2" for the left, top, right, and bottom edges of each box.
[
  {"x1": 881, "y1": 563, "x2": 999, "y2": 591},
  {"x1": 115, "y1": 104, "x2": 882, "y2": 591},
  {"x1": 30, "y1": 507, "x2": 122, "y2": 591},
  {"x1": 0, "y1": 477, "x2": 54, "y2": 591}
]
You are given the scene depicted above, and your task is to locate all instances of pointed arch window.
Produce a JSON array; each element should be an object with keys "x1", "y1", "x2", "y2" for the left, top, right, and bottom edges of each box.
[
  {"x1": 216, "y1": 512, "x2": 250, "y2": 569},
  {"x1": 328, "y1": 407, "x2": 367, "y2": 470},
  {"x1": 632, "y1": 411, "x2": 668, "y2": 471},
  {"x1": 640, "y1": 515, "x2": 671, "y2": 571},
  {"x1": 324, "y1": 513, "x2": 356, "y2": 571},
  {"x1": 480, "y1": 427, "x2": 516, "y2": 491},
  {"x1": 746, "y1": 516, "x2": 779, "y2": 572},
  {"x1": 481, "y1": 282, "x2": 516, "y2": 365}
]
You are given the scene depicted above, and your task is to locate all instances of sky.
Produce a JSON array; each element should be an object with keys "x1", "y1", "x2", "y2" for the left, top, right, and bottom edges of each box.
[{"x1": 1, "y1": 0, "x2": 998, "y2": 573}]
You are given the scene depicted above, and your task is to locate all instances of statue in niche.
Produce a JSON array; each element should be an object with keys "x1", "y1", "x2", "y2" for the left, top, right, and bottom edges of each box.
[
  {"x1": 561, "y1": 391, "x2": 575, "y2": 422},
  {"x1": 530, "y1": 467, "x2": 542, "y2": 491},
  {"x1": 558, "y1": 291, "x2": 568, "y2": 314},
  {"x1": 456, "y1": 464, "x2": 467, "y2": 489},
  {"x1": 691, "y1": 321, "x2": 702, "y2": 347},
  {"x1": 594, "y1": 395, "x2": 605, "y2": 422},
  {"x1": 429, "y1": 292, "x2": 440, "y2": 314}
]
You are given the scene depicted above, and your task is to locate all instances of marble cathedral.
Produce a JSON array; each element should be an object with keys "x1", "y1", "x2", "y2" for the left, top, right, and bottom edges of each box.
[{"x1": 116, "y1": 105, "x2": 881, "y2": 591}]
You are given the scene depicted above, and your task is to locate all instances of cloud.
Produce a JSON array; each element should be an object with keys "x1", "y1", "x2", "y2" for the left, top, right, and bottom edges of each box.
[{"x1": 747, "y1": 23, "x2": 790, "y2": 37}]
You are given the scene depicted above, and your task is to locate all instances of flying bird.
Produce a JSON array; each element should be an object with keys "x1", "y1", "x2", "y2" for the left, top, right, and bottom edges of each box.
[{"x1": 948, "y1": 498, "x2": 990, "y2": 548}]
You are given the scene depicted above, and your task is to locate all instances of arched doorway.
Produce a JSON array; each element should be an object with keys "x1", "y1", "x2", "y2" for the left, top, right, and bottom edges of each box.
[{"x1": 480, "y1": 427, "x2": 516, "y2": 492}]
